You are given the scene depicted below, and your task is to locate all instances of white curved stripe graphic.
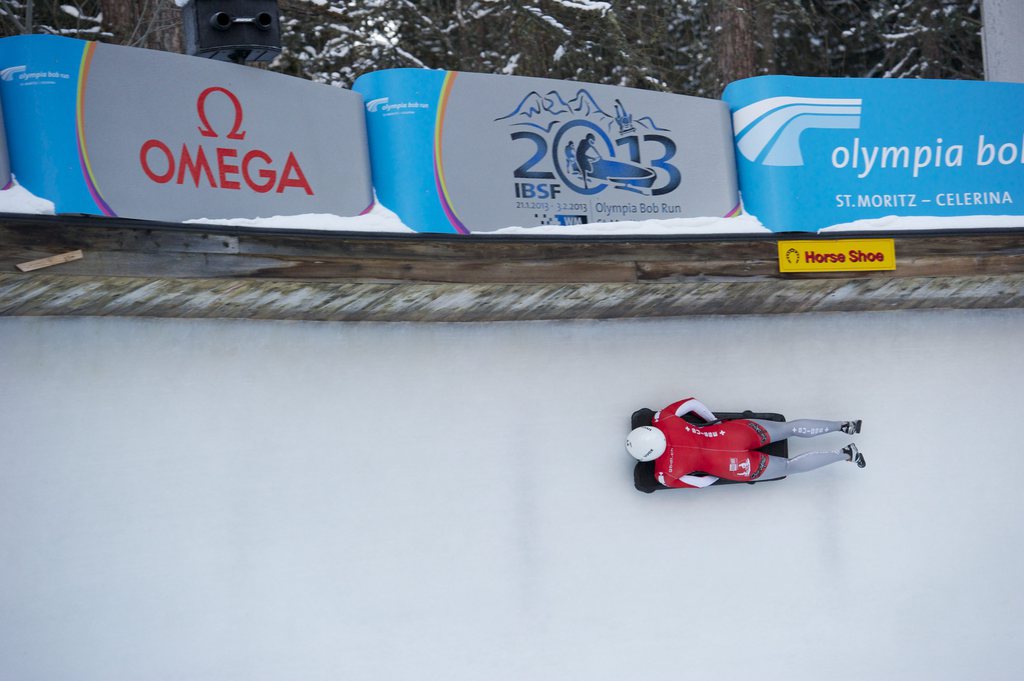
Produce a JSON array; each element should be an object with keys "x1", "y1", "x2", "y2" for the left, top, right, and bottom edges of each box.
[
  {"x1": 365, "y1": 97, "x2": 388, "y2": 113},
  {"x1": 732, "y1": 95, "x2": 861, "y2": 132},
  {"x1": 759, "y1": 113, "x2": 861, "y2": 165},
  {"x1": 733, "y1": 98, "x2": 862, "y2": 166},
  {"x1": 0, "y1": 65, "x2": 26, "y2": 81}
]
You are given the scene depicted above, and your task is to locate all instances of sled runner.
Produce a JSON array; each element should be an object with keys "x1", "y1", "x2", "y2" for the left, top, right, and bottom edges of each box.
[{"x1": 631, "y1": 408, "x2": 789, "y2": 493}]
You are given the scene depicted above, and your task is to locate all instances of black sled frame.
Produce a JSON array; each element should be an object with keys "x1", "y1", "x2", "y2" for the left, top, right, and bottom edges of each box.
[{"x1": 631, "y1": 408, "x2": 789, "y2": 493}]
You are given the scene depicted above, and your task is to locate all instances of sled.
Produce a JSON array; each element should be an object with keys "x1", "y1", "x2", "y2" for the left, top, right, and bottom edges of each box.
[
  {"x1": 589, "y1": 159, "x2": 657, "y2": 189},
  {"x1": 631, "y1": 408, "x2": 789, "y2": 493}
]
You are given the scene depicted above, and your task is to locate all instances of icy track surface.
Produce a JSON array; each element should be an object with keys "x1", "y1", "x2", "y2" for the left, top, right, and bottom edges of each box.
[{"x1": 1, "y1": 310, "x2": 1022, "y2": 681}]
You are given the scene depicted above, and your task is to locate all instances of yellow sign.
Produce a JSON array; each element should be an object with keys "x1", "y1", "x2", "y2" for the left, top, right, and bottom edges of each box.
[{"x1": 778, "y1": 239, "x2": 896, "y2": 273}]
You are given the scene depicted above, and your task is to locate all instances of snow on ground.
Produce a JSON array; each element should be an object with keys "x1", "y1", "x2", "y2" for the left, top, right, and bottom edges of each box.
[
  {"x1": 0, "y1": 180, "x2": 55, "y2": 214},
  {"x1": 1, "y1": 309, "x2": 1022, "y2": 681}
]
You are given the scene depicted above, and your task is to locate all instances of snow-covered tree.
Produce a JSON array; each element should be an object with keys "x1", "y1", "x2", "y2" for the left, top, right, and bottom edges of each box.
[
  {"x1": 275, "y1": 1, "x2": 666, "y2": 90},
  {"x1": 868, "y1": 0, "x2": 982, "y2": 78},
  {"x1": 0, "y1": 0, "x2": 110, "y2": 39},
  {"x1": 0, "y1": 0, "x2": 985, "y2": 89}
]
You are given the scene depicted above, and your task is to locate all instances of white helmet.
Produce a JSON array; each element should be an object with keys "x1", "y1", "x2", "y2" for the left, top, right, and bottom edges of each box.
[{"x1": 626, "y1": 426, "x2": 666, "y2": 462}]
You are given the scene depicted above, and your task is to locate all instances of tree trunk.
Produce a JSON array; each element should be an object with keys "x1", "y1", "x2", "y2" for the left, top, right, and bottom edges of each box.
[
  {"x1": 917, "y1": 0, "x2": 943, "y2": 77},
  {"x1": 710, "y1": 0, "x2": 758, "y2": 96}
]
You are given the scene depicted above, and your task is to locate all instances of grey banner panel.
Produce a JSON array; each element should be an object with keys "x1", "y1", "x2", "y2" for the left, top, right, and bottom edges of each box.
[
  {"x1": 354, "y1": 69, "x2": 740, "y2": 233},
  {"x1": 0, "y1": 36, "x2": 371, "y2": 221},
  {"x1": 442, "y1": 72, "x2": 739, "y2": 231},
  {"x1": 84, "y1": 42, "x2": 372, "y2": 221}
]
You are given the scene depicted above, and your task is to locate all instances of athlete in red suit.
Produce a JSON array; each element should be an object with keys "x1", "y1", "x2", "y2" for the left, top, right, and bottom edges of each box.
[{"x1": 626, "y1": 397, "x2": 864, "y2": 489}]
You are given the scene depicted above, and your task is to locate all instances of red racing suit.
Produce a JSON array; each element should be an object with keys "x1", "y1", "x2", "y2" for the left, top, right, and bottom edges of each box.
[{"x1": 651, "y1": 398, "x2": 772, "y2": 489}]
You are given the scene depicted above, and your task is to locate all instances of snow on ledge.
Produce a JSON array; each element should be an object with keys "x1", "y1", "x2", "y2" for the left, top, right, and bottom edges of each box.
[
  {"x1": 819, "y1": 214, "x2": 1024, "y2": 232},
  {"x1": 3, "y1": 180, "x2": 1024, "y2": 235},
  {"x1": 184, "y1": 202, "x2": 416, "y2": 233},
  {"x1": 487, "y1": 213, "x2": 770, "y2": 235}
]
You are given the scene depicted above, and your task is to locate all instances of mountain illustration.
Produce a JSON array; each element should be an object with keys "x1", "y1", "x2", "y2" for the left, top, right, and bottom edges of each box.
[
  {"x1": 494, "y1": 88, "x2": 668, "y2": 132},
  {"x1": 634, "y1": 115, "x2": 670, "y2": 132},
  {"x1": 541, "y1": 90, "x2": 573, "y2": 113},
  {"x1": 495, "y1": 90, "x2": 570, "y2": 121},
  {"x1": 565, "y1": 89, "x2": 611, "y2": 118}
]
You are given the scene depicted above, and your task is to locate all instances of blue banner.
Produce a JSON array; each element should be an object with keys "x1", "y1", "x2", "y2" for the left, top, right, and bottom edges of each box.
[
  {"x1": 0, "y1": 36, "x2": 92, "y2": 210},
  {"x1": 722, "y1": 76, "x2": 1024, "y2": 231},
  {"x1": 352, "y1": 69, "x2": 456, "y2": 232}
]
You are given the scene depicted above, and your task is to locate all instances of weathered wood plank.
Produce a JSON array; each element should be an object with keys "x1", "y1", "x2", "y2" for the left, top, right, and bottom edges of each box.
[
  {"x1": 2, "y1": 250, "x2": 642, "y2": 283},
  {"x1": 16, "y1": 250, "x2": 84, "y2": 272},
  {"x1": 0, "y1": 222, "x2": 238, "y2": 256},
  {"x1": 3, "y1": 214, "x2": 1023, "y2": 265},
  {"x1": 4, "y1": 220, "x2": 1023, "y2": 283}
]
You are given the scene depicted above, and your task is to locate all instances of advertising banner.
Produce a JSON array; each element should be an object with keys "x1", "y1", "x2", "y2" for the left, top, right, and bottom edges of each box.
[
  {"x1": 0, "y1": 35, "x2": 373, "y2": 220},
  {"x1": 723, "y1": 75, "x2": 1024, "y2": 231},
  {"x1": 354, "y1": 69, "x2": 739, "y2": 233}
]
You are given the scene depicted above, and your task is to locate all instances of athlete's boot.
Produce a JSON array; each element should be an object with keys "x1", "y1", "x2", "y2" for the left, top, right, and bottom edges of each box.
[
  {"x1": 841, "y1": 420, "x2": 862, "y2": 435},
  {"x1": 843, "y1": 443, "x2": 866, "y2": 468}
]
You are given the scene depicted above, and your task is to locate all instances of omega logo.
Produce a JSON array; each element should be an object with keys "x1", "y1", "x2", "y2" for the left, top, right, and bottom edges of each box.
[{"x1": 139, "y1": 86, "x2": 313, "y2": 195}]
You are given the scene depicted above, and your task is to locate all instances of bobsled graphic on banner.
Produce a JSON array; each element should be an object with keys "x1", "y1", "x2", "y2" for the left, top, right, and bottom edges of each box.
[
  {"x1": 722, "y1": 75, "x2": 1024, "y2": 231},
  {"x1": 354, "y1": 69, "x2": 739, "y2": 233},
  {"x1": 0, "y1": 35, "x2": 373, "y2": 220}
]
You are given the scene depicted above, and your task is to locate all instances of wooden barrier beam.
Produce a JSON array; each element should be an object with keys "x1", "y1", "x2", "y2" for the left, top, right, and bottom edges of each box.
[{"x1": 0, "y1": 214, "x2": 1022, "y2": 321}]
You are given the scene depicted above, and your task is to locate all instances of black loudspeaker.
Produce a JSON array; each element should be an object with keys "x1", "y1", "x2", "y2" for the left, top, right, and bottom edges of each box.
[{"x1": 182, "y1": 0, "x2": 282, "y2": 64}]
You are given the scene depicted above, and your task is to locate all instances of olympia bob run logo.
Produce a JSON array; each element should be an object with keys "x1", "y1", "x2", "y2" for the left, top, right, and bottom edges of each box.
[
  {"x1": 496, "y1": 88, "x2": 683, "y2": 200},
  {"x1": 732, "y1": 93, "x2": 1024, "y2": 182}
]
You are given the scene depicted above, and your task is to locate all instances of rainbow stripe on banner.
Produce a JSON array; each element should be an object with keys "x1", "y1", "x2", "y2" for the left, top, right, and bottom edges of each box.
[
  {"x1": 432, "y1": 72, "x2": 468, "y2": 234},
  {"x1": 75, "y1": 41, "x2": 115, "y2": 216},
  {"x1": 0, "y1": 35, "x2": 109, "y2": 214}
]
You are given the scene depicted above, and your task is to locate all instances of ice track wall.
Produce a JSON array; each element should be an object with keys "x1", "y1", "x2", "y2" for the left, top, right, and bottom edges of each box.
[{"x1": 1, "y1": 310, "x2": 1022, "y2": 681}]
